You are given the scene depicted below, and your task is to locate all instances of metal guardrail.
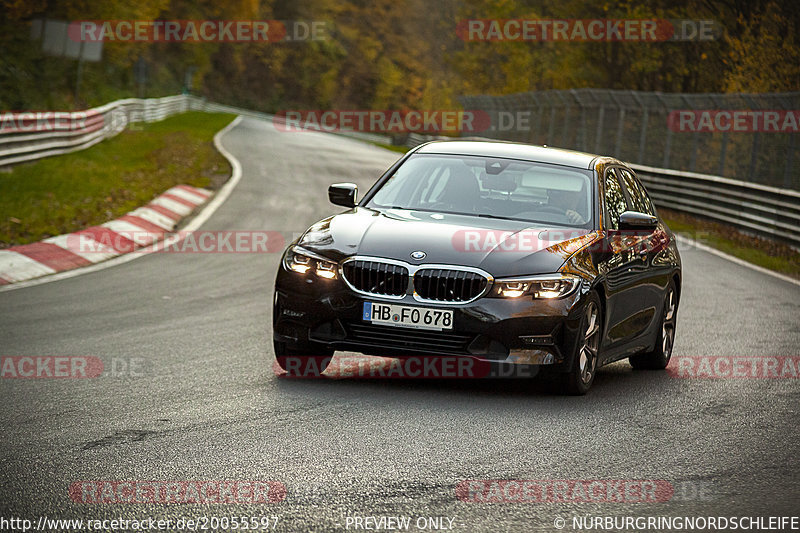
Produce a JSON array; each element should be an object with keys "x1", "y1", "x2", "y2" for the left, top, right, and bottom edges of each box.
[
  {"x1": 0, "y1": 95, "x2": 202, "y2": 168},
  {"x1": 2, "y1": 97, "x2": 798, "y2": 249},
  {"x1": 406, "y1": 133, "x2": 800, "y2": 248},
  {"x1": 634, "y1": 165, "x2": 800, "y2": 248},
  {"x1": 0, "y1": 96, "x2": 378, "y2": 168}
]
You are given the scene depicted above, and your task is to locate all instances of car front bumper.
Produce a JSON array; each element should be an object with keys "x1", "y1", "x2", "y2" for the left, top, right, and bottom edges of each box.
[{"x1": 273, "y1": 267, "x2": 592, "y2": 371}]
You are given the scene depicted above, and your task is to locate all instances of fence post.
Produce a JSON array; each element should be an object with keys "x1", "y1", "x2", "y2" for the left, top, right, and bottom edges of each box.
[
  {"x1": 718, "y1": 132, "x2": 728, "y2": 176},
  {"x1": 594, "y1": 105, "x2": 605, "y2": 154},
  {"x1": 571, "y1": 90, "x2": 586, "y2": 151},
  {"x1": 615, "y1": 108, "x2": 625, "y2": 157},
  {"x1": 607, "y1": 92, "x2": 625, "y2": 156},
  {"x1": 633, "y1": 91, "x2": 648, "y2": 165},
  {"x1": 742, "y1": 95, "x2": 761, "y2": 182},
  {"x1": 690, "y1": 131, "x2": 699, "y2": 171},
  {"x1": 786, "y1": 133, "x2": 795, "y2": 189},
  {"x1": 532, "y1": 93, "x2": 543, "y2": 145},
  {"x1": 778, "y1": 94, "x2": 795, "y2": 188},
  {"x1": 676, "y1": 95, "x2": 698, "y2": 171},
  {"x1": 514, "y1": 93, "x2": 528, "y2": 142},
  {"x1": 653, "y1": 93, "x2": 672, "y2": 169},
  {"x1": 554, "y1": 91, "x2": 570, "y2": 148},
  {"x1": 708, "y1": 94, "x2": 727, "y2": 176}
]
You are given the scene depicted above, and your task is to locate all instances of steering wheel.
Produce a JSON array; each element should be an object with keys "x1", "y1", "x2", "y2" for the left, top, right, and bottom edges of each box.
[
  {"x1": 429, "y1": 201, "x2": 492, "y2": 215},
  {"x1": 428, "y1": 201, "x2": 456, "y2": 211},
  {"x1": 536, "y1": 205, "x2": 565, "y2": 215}
]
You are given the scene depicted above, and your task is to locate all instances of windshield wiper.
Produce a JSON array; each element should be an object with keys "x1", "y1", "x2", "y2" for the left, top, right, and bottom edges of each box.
[
  {"x1": 380, "y1": 206, "x2": 520, "y2": 222},
  {"x1": 382, "y1": 206, "x2": 438, "y2": 213},
  {"x1": 473, "y1": 213, "x2": 517, "y2": 221}
]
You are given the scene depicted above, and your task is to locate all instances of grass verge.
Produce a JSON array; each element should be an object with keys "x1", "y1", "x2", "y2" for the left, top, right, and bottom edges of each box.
[
  {"x1": 0, "y1": 111, "x2": 235, "y2": 247},
  {"x1": 660, "y1": 208, "x2": 800, "y2": 280},
  {"x1": 371, "y1": 142, "x2": 410, "y2": 154}
]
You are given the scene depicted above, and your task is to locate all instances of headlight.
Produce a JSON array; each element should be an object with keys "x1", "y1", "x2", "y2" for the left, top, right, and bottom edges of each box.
[
  {"x1": 315, "y1": 261, "x2": 337, "y2": 279},
  {"x1": 491, "y1": 274, "x2": 581, "y2": 299},
  {"x1": 283, "y1": 246, "x2": 338, "y2": 279}
]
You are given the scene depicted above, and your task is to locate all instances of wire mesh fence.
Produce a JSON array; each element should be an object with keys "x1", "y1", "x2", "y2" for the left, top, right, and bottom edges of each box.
[{"x1": 459, "y1": 89, "x2": 799, "y2": 190}]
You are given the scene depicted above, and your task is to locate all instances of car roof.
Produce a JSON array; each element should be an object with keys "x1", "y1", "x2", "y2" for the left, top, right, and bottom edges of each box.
[{"x1": 414, "y1": 140, "x2": 600, "y2": 170}]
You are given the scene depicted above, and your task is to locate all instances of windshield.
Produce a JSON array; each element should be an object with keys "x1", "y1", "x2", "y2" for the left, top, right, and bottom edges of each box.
[{"x1": 366, "y1": 154, "x2": 594, "y2": 228}]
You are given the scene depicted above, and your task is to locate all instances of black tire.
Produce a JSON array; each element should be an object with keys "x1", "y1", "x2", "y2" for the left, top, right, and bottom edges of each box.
[
  {"x1": 629, "y1": 280, "x2": 678, "y2": 370},
  {"x1": 274, "y1": 340, "x2": 333, "y2": 377},
  {"x1": 556, "y1": 291, "x2": 602, "y2": 395}
]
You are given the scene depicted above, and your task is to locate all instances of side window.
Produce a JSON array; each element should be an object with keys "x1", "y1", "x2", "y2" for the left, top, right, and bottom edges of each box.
[
  {"x1": 634, "y1": 173, "x2": 656, "y2": 215},
  {"x1": 603, "y1": 168, "x2": 628, "y2": 230},
  {"x1": 619, "y1": 169, "x2": 655, "y2": 216}
]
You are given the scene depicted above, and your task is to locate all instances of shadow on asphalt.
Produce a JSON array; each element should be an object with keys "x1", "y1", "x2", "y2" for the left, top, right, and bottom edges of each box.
[{"x1": 269, "y1": 357, "x2": 679, "y2": 399}]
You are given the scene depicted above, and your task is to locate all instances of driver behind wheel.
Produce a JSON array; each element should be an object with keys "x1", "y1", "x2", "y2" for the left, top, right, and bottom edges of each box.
[
  {"x1": 435, "y1": 168, "x2": 481, "y2": 213},
  {"x1": 548, "y1": 187, "x2": 587, "y2": 225}
]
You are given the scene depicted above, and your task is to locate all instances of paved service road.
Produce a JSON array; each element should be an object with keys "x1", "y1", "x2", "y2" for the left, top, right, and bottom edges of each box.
[{"x1": 1, "y1": 116, "x2": 799, "y2": 532}]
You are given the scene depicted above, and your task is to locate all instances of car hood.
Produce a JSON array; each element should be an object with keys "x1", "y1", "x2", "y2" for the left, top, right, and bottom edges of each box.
[{"x1": 296, "y1": 207, "x2": 599, "y2": 278}]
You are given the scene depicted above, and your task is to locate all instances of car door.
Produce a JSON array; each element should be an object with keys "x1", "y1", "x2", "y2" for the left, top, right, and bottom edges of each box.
[
  {"x1": 618, "y1": 167, "x2": 673, "y2": 327},
  {"x1": 597, "y1": 166, "x2": 654, "y2": 358}
]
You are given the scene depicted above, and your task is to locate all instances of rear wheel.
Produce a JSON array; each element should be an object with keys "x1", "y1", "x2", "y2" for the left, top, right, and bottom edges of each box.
[
  {"x1": 556, "y1": 292, "x2": 602, "y2": 395},
  {"x1": 274, "y1": 340, "x2": 333, "y2": 377},
  {"x1": 629, "y1": 280, "x2": 677, "y2": 370}
]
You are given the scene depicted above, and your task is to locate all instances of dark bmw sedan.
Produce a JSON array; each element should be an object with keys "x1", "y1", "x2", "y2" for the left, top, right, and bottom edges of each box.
[{"x1": 273, "y1": 140, "x2": 681, "y2": 394}]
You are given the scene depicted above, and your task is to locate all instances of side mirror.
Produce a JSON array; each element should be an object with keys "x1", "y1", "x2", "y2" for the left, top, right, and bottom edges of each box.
[
  {"x1": 618, "y1": 210, "x2": 658, "y2": 231},
  {"x1": 328, "y1": 183, "x2": 358, "y2": 208}
]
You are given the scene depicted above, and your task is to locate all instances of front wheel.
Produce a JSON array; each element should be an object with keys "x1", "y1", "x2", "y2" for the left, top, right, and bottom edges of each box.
[
  {"x1": 629, "y1": 280, "x2": 678, "y2": 370},
  {"x1": 556, "y1": 292, "x2": 602, "y2": 395},
  {"x1": 274, "y1": 340, "x2": 333, "y2": 377}
]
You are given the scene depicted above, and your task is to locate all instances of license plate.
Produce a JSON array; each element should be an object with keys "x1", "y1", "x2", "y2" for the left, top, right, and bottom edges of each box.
[{"x1": 363, "y1": 302, "x2": 453, "y2": 331}]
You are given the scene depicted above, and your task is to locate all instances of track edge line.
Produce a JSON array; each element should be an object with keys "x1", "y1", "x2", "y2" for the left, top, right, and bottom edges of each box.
[{"x1": 0, "y1": 115, "x2": 245, "y2": 293}]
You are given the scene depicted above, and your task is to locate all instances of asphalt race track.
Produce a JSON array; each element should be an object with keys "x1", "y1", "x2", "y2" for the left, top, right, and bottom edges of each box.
[{"x1": 1, "y1": 116, "x2": 799, "y2": 532}]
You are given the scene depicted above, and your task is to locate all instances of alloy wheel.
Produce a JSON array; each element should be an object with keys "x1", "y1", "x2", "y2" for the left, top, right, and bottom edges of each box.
[
  {"x1": 579, "y1": 302, "x2": 600, "y2": 384},
  {"x1": 661, "y1": 288, "x2": 676, "y2": 356}
]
